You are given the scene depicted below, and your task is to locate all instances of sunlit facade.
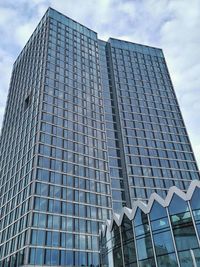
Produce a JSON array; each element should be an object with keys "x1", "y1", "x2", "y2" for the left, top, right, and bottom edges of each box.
[
  {"x1": 100, "y1": 180, "x2": 200, "y2": 267},
  {"x1": 0, "y1": 7, "x2": 199, "y2": 267}
]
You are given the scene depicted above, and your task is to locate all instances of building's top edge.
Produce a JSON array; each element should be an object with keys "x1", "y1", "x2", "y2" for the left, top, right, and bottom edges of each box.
[
  {"x1": 47, "y1": 7, "x2": 97, "y2": 37},
  {"x1": 101, "y1": 179, "x2": 200, "y2": 236},
  {"x1": 13, "y1": 7, "x2": 98, "y2": 67},
  {"x1": 108, "y1": 37, "x2": 163, "y2": 51},
  {"x1": 98, "y1": 38, "x2": 163, "y2": 55},
  {"x1": 108, "y1": 37, "x2": 164, "y2": 57},
  {"x1": 13, "y1": 7, "x2": 165, "y2": 68}
]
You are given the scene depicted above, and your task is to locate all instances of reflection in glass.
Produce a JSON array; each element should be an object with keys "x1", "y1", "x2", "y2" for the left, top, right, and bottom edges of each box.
[
  {"x1": 156, "y1": 253, "x2": 178, "y2": 267},
  {"x1": 112, "y1": 222, "x2": 123, "y2": 267},
  {"x1": 134, "y1": 210, "x2": 155, "y2": 264},
  {"x1": 153, "y1": 231, "x2": 174, "y2": 256},
  {"x1": 121, "y1": 215, "x2": 137, "y2": 265}
]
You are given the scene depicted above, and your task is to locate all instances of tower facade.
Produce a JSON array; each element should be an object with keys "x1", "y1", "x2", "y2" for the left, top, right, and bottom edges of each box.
[
  {"x1": 99, "y1": 38, "x2": 199, "y2": 211},
  {"x1": 0, "y1": 7, "x2": 199, "y2": 266}
]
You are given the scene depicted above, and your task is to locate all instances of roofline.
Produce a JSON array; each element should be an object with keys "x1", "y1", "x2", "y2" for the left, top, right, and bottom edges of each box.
[
  {"x1": 108, "y1": 37, "x2": 163, "y2": 51},
  {"x1": 48, "y1": 7, "x2": 97, "y2": 35}
]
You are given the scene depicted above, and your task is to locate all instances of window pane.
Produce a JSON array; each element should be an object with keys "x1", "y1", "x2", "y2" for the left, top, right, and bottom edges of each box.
[
  {"x1": 153, "y1": 230, "x2": 175, "y2": 256},
  {"x1": 168, "y1": 195, "x2": 189, "y2": 215}
]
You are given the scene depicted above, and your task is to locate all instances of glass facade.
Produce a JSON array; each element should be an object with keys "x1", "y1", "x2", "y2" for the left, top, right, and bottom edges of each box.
[
  {"x1": 0, "y1": 7, "x2": 199, "y2": 266},
  {"x1": 99, "y1": 38, "x2": 199, "y2": 210},
  {"x1": 0, "y1": 8, "x2": 112, "y2": 266},
  {"x1": 100, "y1": 180, "x2": 200, "y2": 267}
]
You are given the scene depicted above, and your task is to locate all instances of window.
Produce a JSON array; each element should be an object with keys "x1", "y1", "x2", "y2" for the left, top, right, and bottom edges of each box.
[{"x1": 153, "y1": 231, "x2": 175, "y2": 256}]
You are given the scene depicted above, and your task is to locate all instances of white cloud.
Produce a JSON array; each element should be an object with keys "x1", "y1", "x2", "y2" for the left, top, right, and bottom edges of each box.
[
  {"x1": 0, "y1": 0, "x2": 199, "y2": 167},
  {"x1": 0, "y1": 7, "x2": 16, "y2": 25},
  {"x1": 0, "y1": 48, "x2": 14, "y2": 127},
  {"x1": 15, "y1": 23, "x2": 36, "y2": 47},
  {"x1": 157, "y1": 0, "x2": 200, "y2": 167}
]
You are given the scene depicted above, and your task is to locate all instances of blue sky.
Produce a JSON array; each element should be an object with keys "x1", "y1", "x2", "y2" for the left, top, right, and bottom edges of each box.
[{"x1": 0, "y1": 0, "x2": 200, "y2": 166}]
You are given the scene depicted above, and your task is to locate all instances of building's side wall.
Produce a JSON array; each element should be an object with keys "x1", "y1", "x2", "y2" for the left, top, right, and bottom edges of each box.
[
  {"x1": 28, "y1": 9, "x2": 112, "y2": 266},
  {"x1": 0, "y1": 12, "x2": 49, "y2": 265},
  {"x1": 107, "y1": 38, "x2": 199, "y2": 204}
]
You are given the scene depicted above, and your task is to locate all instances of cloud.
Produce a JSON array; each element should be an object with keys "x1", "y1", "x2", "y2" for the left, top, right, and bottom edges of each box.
[
  {"x1": 0, "y1": 48, "x2": 14, "y2": 126},
  {"x1": 158, "y1": 0, "x2": 200, "y2": 167},
  {"x1": 0, "y1": 0, "x2": 199, "y2": 167}
]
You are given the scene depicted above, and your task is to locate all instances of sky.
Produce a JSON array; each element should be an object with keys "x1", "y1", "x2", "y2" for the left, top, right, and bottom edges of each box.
[{"x1": 0, "y1": 0, "x2": 199, "y2": 166}]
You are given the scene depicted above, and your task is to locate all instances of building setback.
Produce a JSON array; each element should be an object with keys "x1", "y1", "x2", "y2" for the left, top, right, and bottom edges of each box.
[{"x1": 0, "y1": 7, "x2": 199, "y2": 266}]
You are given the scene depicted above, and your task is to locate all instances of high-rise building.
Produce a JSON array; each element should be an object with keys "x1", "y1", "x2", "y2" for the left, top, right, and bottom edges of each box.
[
  {"x1": 98, "y1": 39, "x2": 199, "y2": 212},
  {"x1": 0, "y1": 7, "x2": 199, "y2": 267}
]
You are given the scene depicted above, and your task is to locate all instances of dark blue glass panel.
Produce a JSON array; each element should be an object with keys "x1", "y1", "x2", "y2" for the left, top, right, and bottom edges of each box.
[
  {"x1": 51, "y1": 249, "x2": 59, "y2": 265},
  {"x1": 35, "y1": 248, "x2": 44, "y2": 265},
  {"x1": 150, "y1": 201, "x2": 168, "y2": 220},
  {"x1": 66, "y1": 251, "x2": 74, "y2": 265},
  {"x1": 136, "y1": 237, "x2": 154, "y2": 260},
  {"x1": 45, "y1": 249, "x2": 51, "y2": 265},
  {"x1": 134, "y1": 208, "x2": 148, "y2": 226},
  {"x1": 151, "y1": 217, "x2": 169, "y2": 231},
  {"x1": 153, "y1": 230, "x2": 175, "y2": 256},
  {"x1": 156, "y1": 253, "x2": 178, "y2": 267},
  {"x1": 168, "y1": 194, "x2": 189, "y2": 215},
  {"x1": 29, "y1": 248, "x2": 35, "y2": 264},
  {"x1": 190, "y1": 187, "x2": 200, "y2": 210}
]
